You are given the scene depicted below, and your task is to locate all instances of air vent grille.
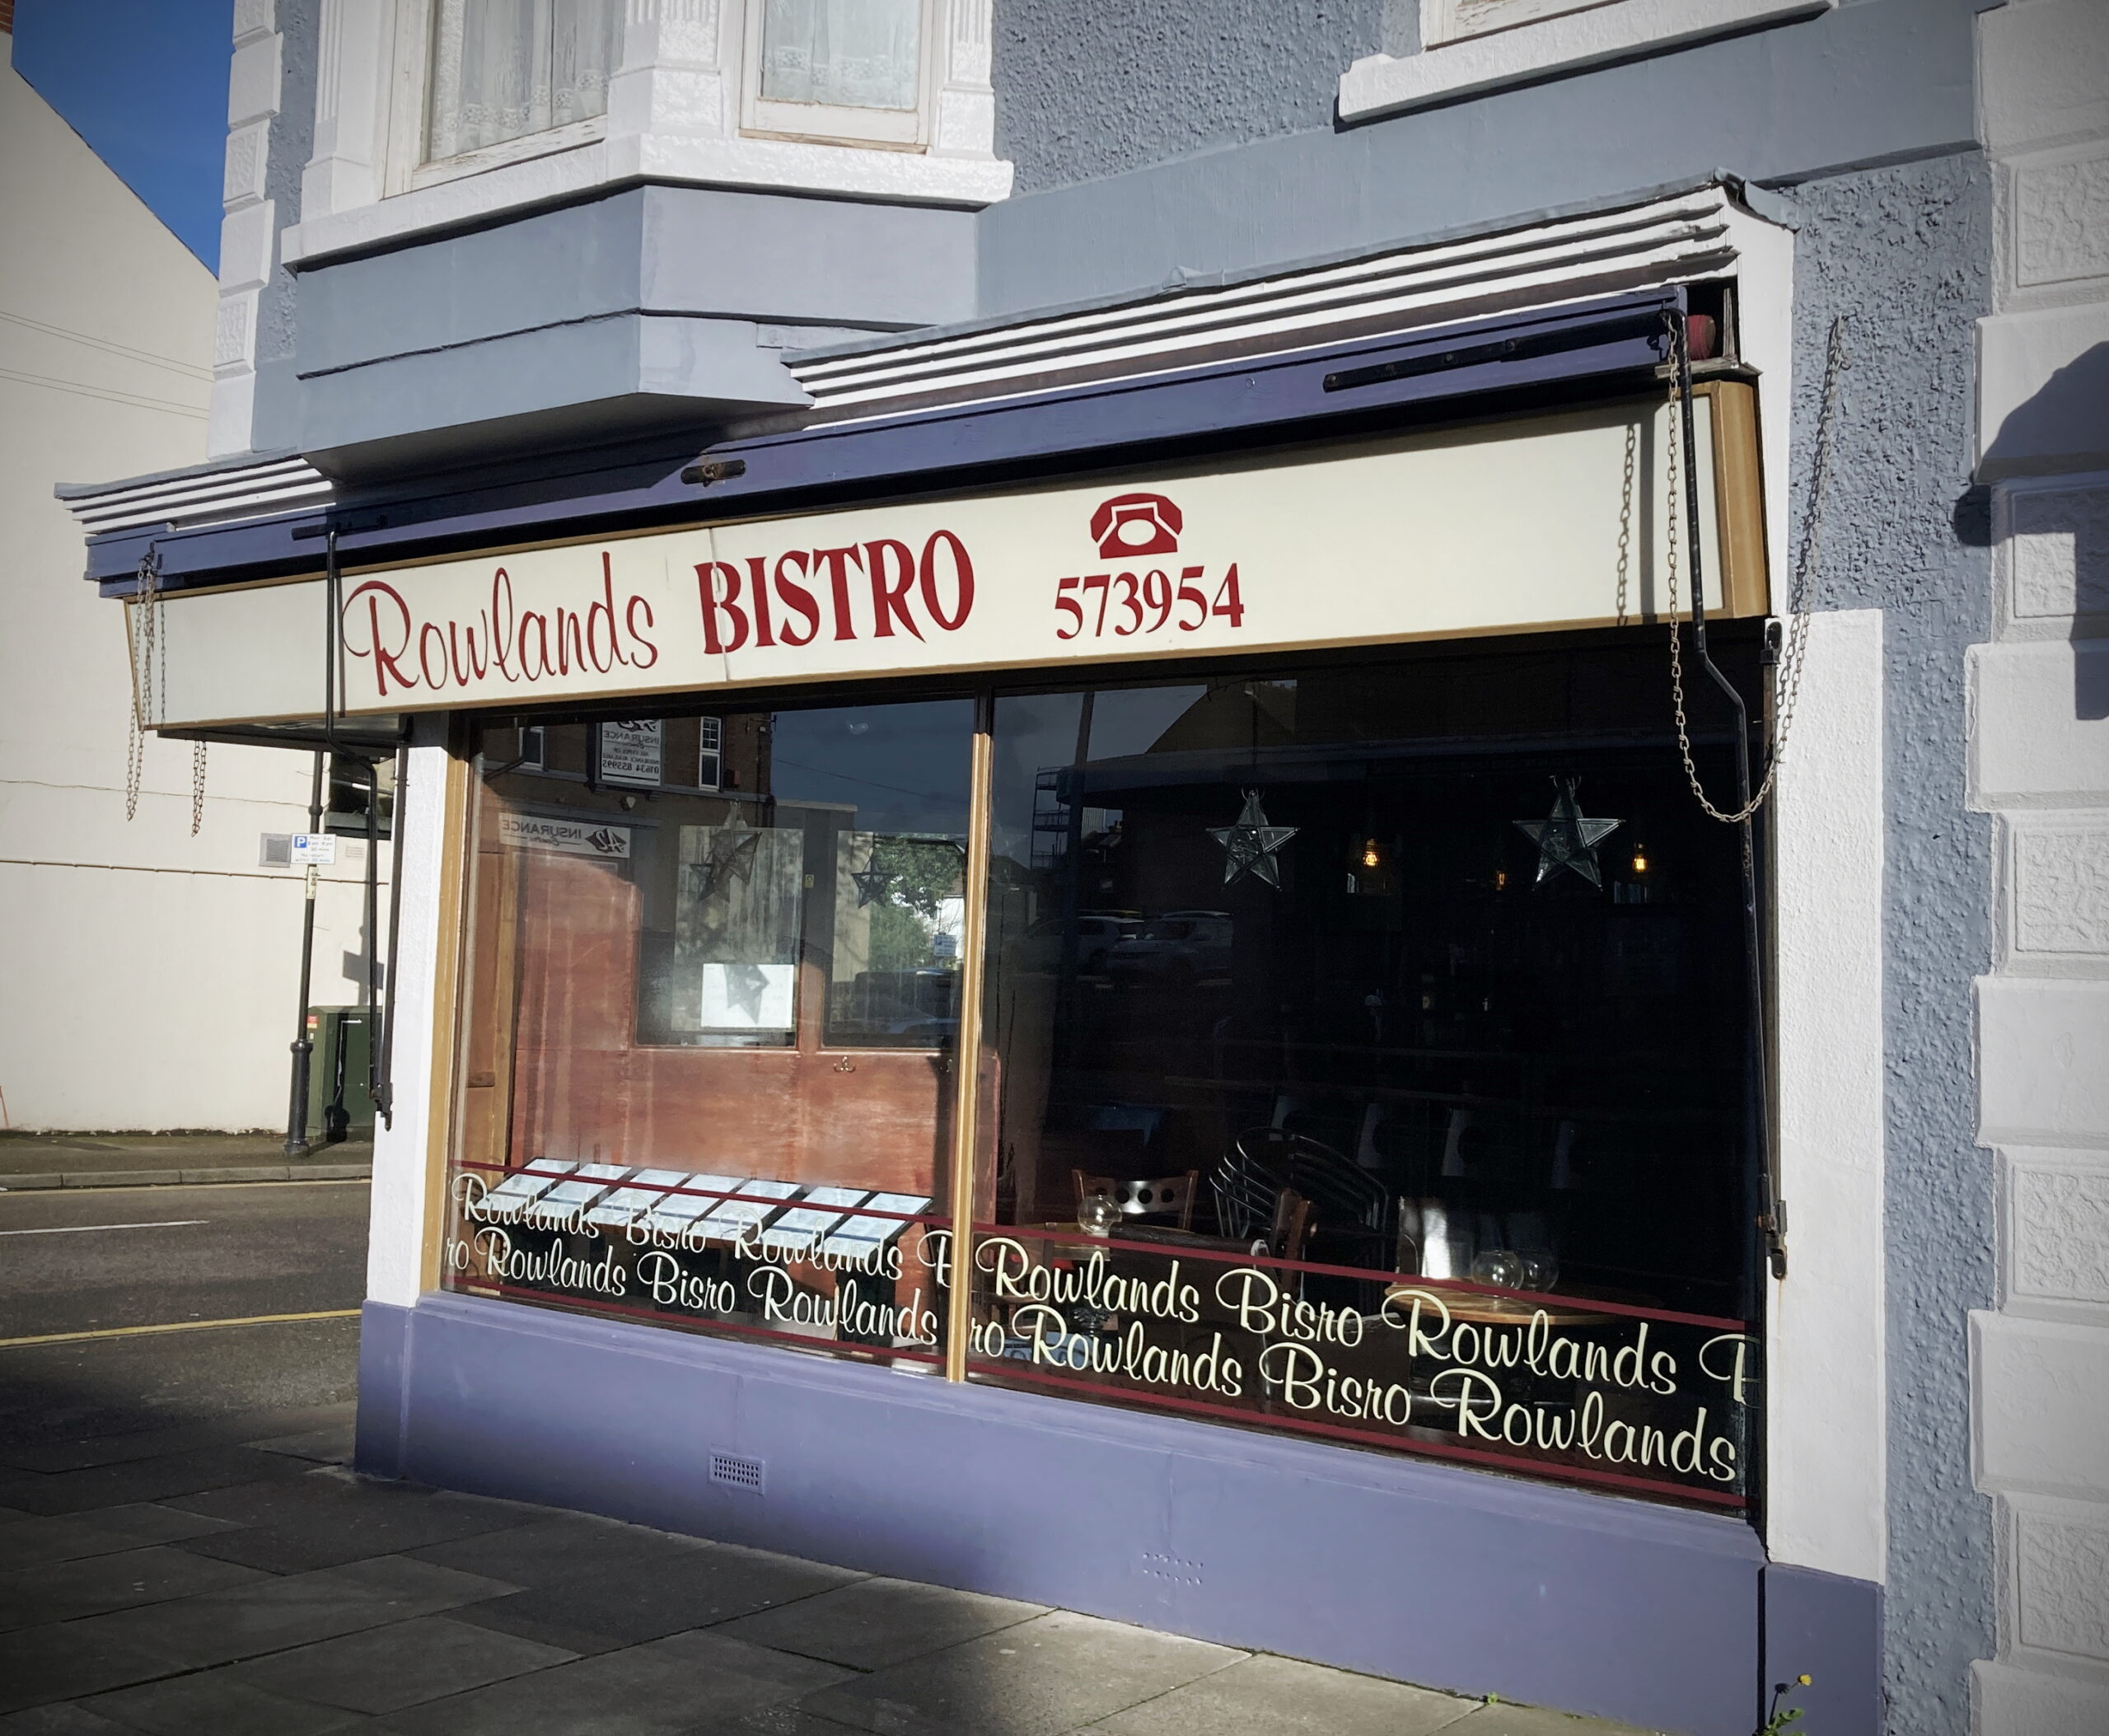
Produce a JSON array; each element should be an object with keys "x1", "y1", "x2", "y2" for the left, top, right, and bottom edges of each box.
[{"x1": 710, "y1": 1452, "x2": 765, "y2": 1493}]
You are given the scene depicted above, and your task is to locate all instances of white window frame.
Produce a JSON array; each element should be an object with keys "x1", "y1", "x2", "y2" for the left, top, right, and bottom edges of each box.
[
  {"x1": 381, "y1": 0, "x2": 611, "y2": 197},
  {"x1": 739, "y1": 0, "x2": 938, "y2": 152},
  {"x1": 1340, "y1": 0, "x2": 1835, "y2": 122},
  {"x1": 1420, "y1": 0, "x2": 1618, "y2": 48},
  {"x1": 697, "y1": 716, "x2": 724, "y2": 792}
]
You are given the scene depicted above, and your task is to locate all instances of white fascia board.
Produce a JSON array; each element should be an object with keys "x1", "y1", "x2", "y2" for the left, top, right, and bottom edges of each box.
[
  {"x1": 794, "y1": 183, "x2": 1801, "y2": 430},
  {"x1": 282, "y1": 132, "x2": 1012, "y2": 270},
  {"x1": 1339, "y1": 0, "x2": 1835, "y2": 122},
  {"x1": 800, "y1": 204, "x2": 1732, "y2": 399},
  {"x1": 63, "y1": 457, "x2": 332, "y2": 533}
]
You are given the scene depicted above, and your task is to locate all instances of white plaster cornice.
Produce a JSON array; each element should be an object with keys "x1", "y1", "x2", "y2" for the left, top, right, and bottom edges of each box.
[{"x1": 282, "y1": 130, "x2": 1011, "y2": 268}]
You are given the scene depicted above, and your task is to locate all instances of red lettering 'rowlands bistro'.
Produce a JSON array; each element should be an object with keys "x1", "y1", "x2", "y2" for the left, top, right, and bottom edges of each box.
[{"x1": 83, "y1": 223, "x2": 1832, "y2": 1732}]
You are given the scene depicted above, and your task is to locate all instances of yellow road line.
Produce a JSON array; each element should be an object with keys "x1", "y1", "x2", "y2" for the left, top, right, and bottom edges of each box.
[{"x1": 0, "y1": 1308, "x2": 361, "y2": 1350}]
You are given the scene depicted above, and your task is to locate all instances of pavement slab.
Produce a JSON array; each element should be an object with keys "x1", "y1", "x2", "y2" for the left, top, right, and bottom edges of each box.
[
  {"x1": 716, "y1": 1576, "x2": 1048, "y2": 1672},
  {"x1": 794, "y1": 1608, "x2": 1248, "y2": 1736},
  {"x1": 0, "y1": 1446, "x2": 312, "y2": 1517},
  {"x1": 243, "y1": 1424, "x2": 356, "y2": 1464},
  {"x1": 166, "y1": 1466, "x2": 539, "y2": 1573},
  {"x1": 0, "y1": 1513, "x2": 226, "y2": 1575},
  {"x1": 0, "y1": 1542, "x2": 271, "y2": 1631},
  {"x1": 70, "y1": 1553, "x2": 519, "y2": 1673},
  {"x1": 58, "y1": 1502, "x2": 247, "y2": 1546},
  {"x1": 370, "y1": 1627, "x2": 855, "y2": 1736},
  {"x1": 79, "y1": 1668, "x2": 373, "y2": 1736},
  {"x1": 1083, "y1": 1652, "x2": 1482, "y2": 1735},
  {"x1": 0, "y1": 1406, "x2": 359, "y2": 1476},
  {"x1": 688, "y1": 1711, "x2": 872, "y2": 1736},
  {"x1": 0, "y1": 1622, "x2": 179, "y2": 1716},
  {"x1": 0, "y1": 1706, "x2": 143, "y2": 1734},
  {"x1": 226, "y1": 1613, "x2": 576, "y2": 1715},
  {"x1": 1444, "y1": 1705, "x2": 1660, "y2": 1735},
  {"x1": 418, "y1": 1516, "x2": 863, "y2": 1653}
]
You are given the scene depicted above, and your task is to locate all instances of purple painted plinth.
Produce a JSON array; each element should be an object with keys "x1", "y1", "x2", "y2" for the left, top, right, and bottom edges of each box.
[{"x1": 360, "y1": 1294, "x2": 1785, "y2": 1734}]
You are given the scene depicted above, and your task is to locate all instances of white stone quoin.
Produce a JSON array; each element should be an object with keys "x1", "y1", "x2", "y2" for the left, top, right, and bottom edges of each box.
[{"x1": 1971, "y1": 7, "x2": 2109, "y2": 1730}]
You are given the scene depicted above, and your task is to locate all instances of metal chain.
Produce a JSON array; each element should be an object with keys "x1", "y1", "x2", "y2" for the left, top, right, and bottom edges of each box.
[
  {"x1": 1614, "y1": 422, "x2": 1638, "y2": 628},
  {"x1": 190, "y1": 741, "x2": 208, "y2": 836},
  {"x1": 1661, "y1": 310, "x2": 1850, "y2": 824},
  {"x1": 123, "y1": 549, "x2": 160, "y2": 823}
]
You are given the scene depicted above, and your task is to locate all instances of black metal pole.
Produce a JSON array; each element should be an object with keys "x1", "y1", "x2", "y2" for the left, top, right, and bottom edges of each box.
[
  {"x1": 283, "y1": 750, "x2": 325, "y2": 1158},
  {"x1": 362, "y1": 754, "x2": 383, "y2": 1116},
  {"x1": 1675, "y1": 309, "x2": 1783, "y2": 1279},
  {"x1": 375, "y1": 737, "x2": 407, "y2": 1128}
]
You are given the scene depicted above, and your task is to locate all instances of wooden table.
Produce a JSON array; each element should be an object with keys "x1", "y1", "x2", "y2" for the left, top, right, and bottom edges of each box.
[{"x1": 1026, "y1": 1222, "x2": 1258, "y2": 1255}]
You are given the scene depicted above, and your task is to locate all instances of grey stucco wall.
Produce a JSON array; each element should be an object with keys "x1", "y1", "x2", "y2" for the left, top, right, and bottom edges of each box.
[
  {"x1": 979, "y1": 0, "x2": 1987, "y2": 316},
  {"x1": 1788, "y1": 152, "x2": 1995, "y2": 1734},
  {"x1": 250, "y1": 0, "x2": 314, "y2": 453},
  {"x1": 992, "y1": 0, "x2": 1391, "y2": 194}
]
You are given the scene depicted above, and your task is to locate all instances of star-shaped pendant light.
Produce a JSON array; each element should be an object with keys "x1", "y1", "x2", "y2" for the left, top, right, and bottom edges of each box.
[
  {"x1": 707, "y1": 814, "x2": 763, "y2": 890},
  {"x1": 849, "y1": 866, "x2": 894, "y2": 908},
  {"x1": 1209, "y1": 788, "x2": 1298, "y2": 888},
  {"x1": 1514, "y1": 779, "x2": 1622, "y2": 887}
]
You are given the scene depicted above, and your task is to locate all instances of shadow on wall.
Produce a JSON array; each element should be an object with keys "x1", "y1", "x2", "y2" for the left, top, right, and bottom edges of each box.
[{"x1": 1977, "y1": 340, "x2": 2109, "y2": 721}]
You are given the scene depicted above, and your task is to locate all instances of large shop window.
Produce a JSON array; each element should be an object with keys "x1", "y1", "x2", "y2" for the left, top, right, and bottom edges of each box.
[
  {"x1": 442, "y1": 637, "x2": 1765, "y2": 1508},
  {"x1": 446, "y1": 699, "x2": 973, "y2": 1368}
]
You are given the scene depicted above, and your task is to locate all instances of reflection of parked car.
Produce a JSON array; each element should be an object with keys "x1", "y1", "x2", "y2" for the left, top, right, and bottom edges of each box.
[
  {"x1": 1075, "y1": 913, "x2": 1140, "y2": 971},
  {"x1": 1022, "y1": 912, "x2": 1140, "y2": 973},
  {"x1": 1107, "y1": 911, "x2": 1232, "y2": 985},
  {"x1": 836, "y1": 969, "x2": 959, "y2": 1041}
]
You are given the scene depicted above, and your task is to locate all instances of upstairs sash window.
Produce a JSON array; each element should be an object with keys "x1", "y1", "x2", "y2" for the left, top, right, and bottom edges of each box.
[
  {"x1": 425, "y1": 0, "x2": 624, "y2": 163},
  {"x1": 744, "y1": 0, "x2": 928, "y2": 147},
  {"x1": 760, "y1": 0, "x2": 921, "y2": 110}
]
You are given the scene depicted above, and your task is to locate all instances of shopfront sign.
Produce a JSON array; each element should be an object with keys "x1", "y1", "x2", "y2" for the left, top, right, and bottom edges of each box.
[
  {"x1": 133, "y1": 391, "x2": 1764, "y2": 730},
  {"x1": 595, "y1": 719, "x2": 663, "y2": 788},
  {"x1": 497, "y1": 813, "x2": 632, "y2": 859}
]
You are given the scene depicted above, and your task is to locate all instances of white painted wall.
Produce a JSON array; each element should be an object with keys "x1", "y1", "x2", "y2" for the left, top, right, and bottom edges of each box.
[
  {"x1": 1970, "y1": 3, "x2": 2109, "y2": 1728},
  {"x1": 0, "y1": 49, "x2": 376, "y2": 1131},
  {"x1": 1768, "y1": 608, "x2": 1888, "y2": 1589}
]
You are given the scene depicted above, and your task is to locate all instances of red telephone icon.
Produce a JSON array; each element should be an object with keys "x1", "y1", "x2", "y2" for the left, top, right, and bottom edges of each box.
[{"x1": 1089, "y1": 492, "x2": 1183, "y2": 559}]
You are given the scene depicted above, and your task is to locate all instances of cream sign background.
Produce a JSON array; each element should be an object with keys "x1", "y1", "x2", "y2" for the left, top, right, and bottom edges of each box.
[{"x1": 131, "y1": 395, "x2": 1754, "y2": 730}]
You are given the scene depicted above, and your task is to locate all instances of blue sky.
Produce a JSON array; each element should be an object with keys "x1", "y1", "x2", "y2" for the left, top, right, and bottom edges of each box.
[{"x1": 12, "y1": 0, "x2": 235, "y2": 267}]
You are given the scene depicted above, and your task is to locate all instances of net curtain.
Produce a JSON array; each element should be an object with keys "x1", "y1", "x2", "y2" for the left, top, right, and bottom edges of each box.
[
  {"x1": 760, "y1": 0, "x2": 920, "y2": 110},
  {"x1": 427, "y1": 0, "x2": 625, "y2": 161}
]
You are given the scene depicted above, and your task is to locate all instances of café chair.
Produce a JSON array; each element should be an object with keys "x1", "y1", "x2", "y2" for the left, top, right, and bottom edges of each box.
[
  {"x1": 1267, "y1": 1188, "x2": 1312, "y2": 1264},
  {"x1": 1071, "y1": 1168, "x2": 1199, "y2": 1230},
  {"x1": 1213, "y1": 1128, "x2": 1391, "y2": 1242}
]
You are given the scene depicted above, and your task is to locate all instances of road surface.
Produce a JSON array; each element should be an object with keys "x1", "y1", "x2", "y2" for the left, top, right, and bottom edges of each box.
[{"x1": 0, "y1": 1179, "x2": 367, "y2": 1451}]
